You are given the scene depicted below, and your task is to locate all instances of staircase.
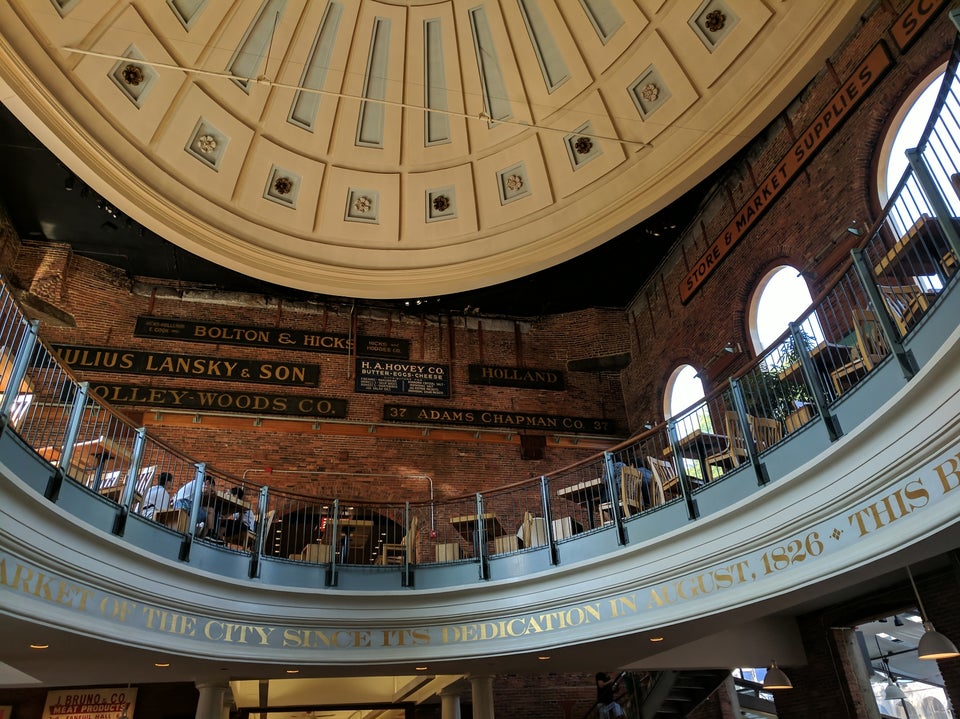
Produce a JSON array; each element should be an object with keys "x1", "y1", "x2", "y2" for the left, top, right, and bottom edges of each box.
[{"x1": 636, "y1": 669, "x2": 731, "y2": 719}]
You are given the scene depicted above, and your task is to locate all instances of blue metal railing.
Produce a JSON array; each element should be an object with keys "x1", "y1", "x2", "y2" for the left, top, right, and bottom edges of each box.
[{"x1": 2, "y1": 38, "x2": 960, "y2": 586}]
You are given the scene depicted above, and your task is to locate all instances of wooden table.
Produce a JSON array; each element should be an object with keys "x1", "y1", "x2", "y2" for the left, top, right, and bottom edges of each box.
[
  {"x1": 664, "y1": 429, "x2": 728, "y2": 482},
  {"x1": 450, "y1": 513, "x2": 505, "y2": 556},
  {"x1": 778, "y1": 341, "x2": 855, "y2": 395},
  {"x1": 37, "y1": 435, "x2": 133, "y2": 489},
  {"x1": 557, "y1": 477, "x2": 606, "y2": 529},
  {"x1": 202, "y1": 488, "x2": 252, "y2": 516},
  {"x1": 873, "y1": 213, "x2": 954, "y2": 280},
  {"x1": 201, "y1": 488, "x2": 254, "y2": 537}
]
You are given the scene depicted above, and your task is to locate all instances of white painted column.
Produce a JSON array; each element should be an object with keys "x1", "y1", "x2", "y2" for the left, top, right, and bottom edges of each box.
[
  {"x1": 469, "y1": 674, "x2": 495, "y2": 719},
  {"x1": 195, "y1": 682, "x2": 231, "y2": 719},
  {"x1": 440, "y1": 687, "x2": 462, "y2": 719}
]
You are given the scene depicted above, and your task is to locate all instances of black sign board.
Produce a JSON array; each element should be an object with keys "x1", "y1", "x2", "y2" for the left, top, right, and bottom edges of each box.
[
  {"x1": 468, "y1": 364, "x2": 565, "y2": 390},
  {"x1": 355, "y1": 359, "x2": 450, "y2": 398},
  {"x1": 89, "y1": 383, "x2": 346, "y2": 418},
  {"x1": 54, "y1": 345, "x2": 319, "y2": 387},
  {"x1": 383, "y1": 404, "x2": 616, "y2": 435},
  {"x1": 134, "y1": 316, "x2": 409, "y2": 358}
]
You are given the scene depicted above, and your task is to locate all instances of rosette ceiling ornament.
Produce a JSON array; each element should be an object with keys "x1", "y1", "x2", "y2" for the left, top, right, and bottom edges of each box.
[{"x1": 0, "y1": 0, "x2": 867, "y2": 299}]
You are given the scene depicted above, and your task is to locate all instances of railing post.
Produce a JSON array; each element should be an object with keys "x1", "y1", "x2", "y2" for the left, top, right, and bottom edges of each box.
[
  {"x1": 47, "y1": 381, "x2": 89, "y2": 502},
  {"x1": 788, "y1": 322, "x2": 842, "y2": 441},
  {"x1": 603, "y1": 451, "x2": 627, "y2": 545},
  {"x1": 0, "y1": 319, "x2": 37, "y2": 428},
  {"x1": 113, "y1": 426, "x2": 146, "y2": 536},
  {"x1": 666, "y1": 419, "x2": 700, "y2": 520},
  {"x1": 905, "y1": 147, "x2": 960, "y2": 268},
  {"x1": 328, "y1": 498, "x2": 340, "y2": 587},
  {"x1": 249, "y1": 485, "x2": 269, "y2": 579},
  {"x1": 401, "y1": 501, "x2": 413, "y2": 588},
  {"x1": 729, "y1": 378, "x2": 768, "y2": 486},
  {"x1": 851, "y1": 248, "x2": 919, "y2": 379},
  {"x1": 476, "y1": 492, "x2": 489, "y2": 580},
  {"x1": 540, "y1": 475, "x2": 559, "y2": 565},
  {"x1": 178, "y1": 462, "x2": 206, "y2": 561}
]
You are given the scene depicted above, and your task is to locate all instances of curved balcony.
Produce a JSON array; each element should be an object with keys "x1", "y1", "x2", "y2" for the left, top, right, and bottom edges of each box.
[{"x1": 3, "y1": 43, "x2": 960, "y2": 678}]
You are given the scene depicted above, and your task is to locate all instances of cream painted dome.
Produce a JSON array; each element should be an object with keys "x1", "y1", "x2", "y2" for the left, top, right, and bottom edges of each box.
[{"x1": 0, "y1": 0, "x2": 868, "y2": 299}]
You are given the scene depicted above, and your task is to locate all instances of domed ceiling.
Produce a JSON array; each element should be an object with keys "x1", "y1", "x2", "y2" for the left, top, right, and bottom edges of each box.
[{"x1": 0, "y1": 0, "x2": 867, "y2": 301}]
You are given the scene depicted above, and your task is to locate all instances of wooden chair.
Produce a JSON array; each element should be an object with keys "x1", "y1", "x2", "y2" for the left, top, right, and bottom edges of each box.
[
  {"x1": 646, "y1": 456, "x2": 677, "y2": 505},
  {"x1": 154, "y1": 508, "x2": 190, "y2": 533},
  {"x1": 705, "y1": 411, "x2": 751, "y2": 475},
  {"x1": 830, "y1": 309, "x2": 888, "y2": 394},
  {"x1": 751, "y1": 416, "x2": 783, "y2": 452},
  {"x1": 135, "y1": 465, "x2": 157, "y2": 496},
  {"x1": 879, "y1": 283, "x2": 934, "y2": 336},
  {"x1": 300, "y1": 542, "x2": 332, "y2": 563},
  {"x1": 521, "y1": 512, "x2": 548, "y2": 548},
  {"x1": 598, "y1": 465, "x2": 643, "y2": 521},
  {"x1": 377, "y1": 515, "x2": 419, "y2": 565}
]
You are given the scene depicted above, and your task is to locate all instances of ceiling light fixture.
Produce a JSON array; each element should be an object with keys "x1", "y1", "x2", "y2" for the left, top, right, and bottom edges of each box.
[
  {"x1": 285, "y1": 669, "x2": 300, "y2": 674},
  {"x1": 761, "y1": 661, "x2": 792, "y2": 690},
  {"x1": 154, "y1": 662, "x2": 170, "y2": 668},
  {"x1": 875, "y1": 636, "x2": 906, "y2": 701},
  {"x1": 537, "y1": 655, "x2": 551, "y2": 660},
  {"x1": 649, "y1": 636, "x2": 664, "y2": 642},
  {"x1": 906, "y1": 565, "x2": 959, "y2": 660},
  {"x1": 415, "y1": 666, "x2": 428, "y2": 671},
  {"x1": 29, "y1": 643, "x2": 49, "y2": 649}
]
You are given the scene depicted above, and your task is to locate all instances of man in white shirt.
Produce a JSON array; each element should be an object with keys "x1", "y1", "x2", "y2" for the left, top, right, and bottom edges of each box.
[
  {"x1": 140, "y1": 472, "x2": 172, "y2": 520},
  {"x1": 172, "y1": 474, "x2": 215, "y2": 536}
]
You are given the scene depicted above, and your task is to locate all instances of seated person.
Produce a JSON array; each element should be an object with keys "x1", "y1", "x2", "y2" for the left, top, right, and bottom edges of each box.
[
  {"x1": 220, "y1": 487, "x2": 256, "y2": 542},
  {"x1": 171, "y1": 474, "x2": 216, "y2": 537},
  {"x1": 140, "y1": 471, "x2": 172, "y2": 520}
]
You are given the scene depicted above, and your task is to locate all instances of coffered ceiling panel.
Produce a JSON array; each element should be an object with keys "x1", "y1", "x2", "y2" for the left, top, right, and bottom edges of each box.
[{"x1": 0, "y1": 0, "x2": 869, "y2": 299}]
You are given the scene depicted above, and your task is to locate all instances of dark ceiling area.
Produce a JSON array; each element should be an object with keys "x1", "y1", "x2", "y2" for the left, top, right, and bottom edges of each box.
[{"x1": 0, "y1": 103, "x2": 714, "y2": 318}]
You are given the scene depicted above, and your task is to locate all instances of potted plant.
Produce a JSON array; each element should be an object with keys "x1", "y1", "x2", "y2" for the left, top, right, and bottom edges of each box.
[{"x1": 736, "y1": 328, "x2": 816, "y2": 429}]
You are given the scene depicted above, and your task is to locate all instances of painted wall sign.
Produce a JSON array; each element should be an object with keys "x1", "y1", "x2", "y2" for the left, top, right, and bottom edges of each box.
[
  {"x1": 467, "y1": 364, "x2": 565, "y2": 390},
  {"x1": 88, "y1": 383, "x2": 347, "y2": 418},
  {"x1": 135, "y1": 316, "x2": 409, "y2": 359},
  {"x1": 42, "y1": 688, "x2": 137, "y2": 719},
  {"x1": 383, "y1": 404, "x2": 616, "y2": 434},
  {"x1": 678, "y1": 43, "x2": 893, "y2": 304},
  {"x1": 891, "y1": 0, "x2": 948, "y2": 52},
  {"x1": 53, "y1": 345, "x2": 319, "y2": 387},
  {"x1": 3, "y1": 440, "x2": 958, "y2": 656},
  {"x1": 355, "y1": 359, "x2": 450, "y2": 398}
]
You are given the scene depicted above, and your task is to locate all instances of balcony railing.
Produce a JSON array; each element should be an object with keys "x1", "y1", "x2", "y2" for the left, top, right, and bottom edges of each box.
[{"x1": 2, "y1": 39, "x2": 960, "y2": 589}]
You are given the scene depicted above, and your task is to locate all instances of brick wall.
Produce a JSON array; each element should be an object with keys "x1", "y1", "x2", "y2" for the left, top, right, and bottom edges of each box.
[
  {"x1": 2, "y1": 246, "x2": 629, "y2": 498},
  {"x1": 621, "y1": 2, "x2": 958, "y2": 431}
]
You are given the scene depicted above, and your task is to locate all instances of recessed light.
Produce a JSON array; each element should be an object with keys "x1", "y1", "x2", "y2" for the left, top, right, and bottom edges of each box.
[
  {"x1": 538, "y1": 655, "x2": 551, "y2": 660},
  {"x1": 29, "y1": 643, "x2": 49, "y2": 650},
  {"x1": 154, "y1": 662, "x2": 170, "y2": 668},
  {"x1": 649, "y1": 636, "x2": 664, "y2": 642},
  {"x1": 286, "y1": 669, "x2": 300, "y2": 674},
  {"x1": 415, "y1": 666, "x2": 428, "y2": 671}
]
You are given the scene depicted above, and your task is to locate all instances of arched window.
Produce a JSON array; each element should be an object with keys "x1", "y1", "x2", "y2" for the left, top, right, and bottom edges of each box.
[
  {"x1": 877, "y1": 70, "x2": 944, "y2": 206},
  {"x1": 665, "y1": 364, "x2": 703, "y2": 420},
  {"x1": 876, "y1": 68, "x2": 955, "y2": 294},
  {"x1": 749, "y1": 265, "x2": 824, "y2": 353},
  {"x1": 664, "y1": 363, "x2": 713, "y2": 440},
  {"x1": 920, "y1": 696, "x2": 948, "y2": 719}
]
